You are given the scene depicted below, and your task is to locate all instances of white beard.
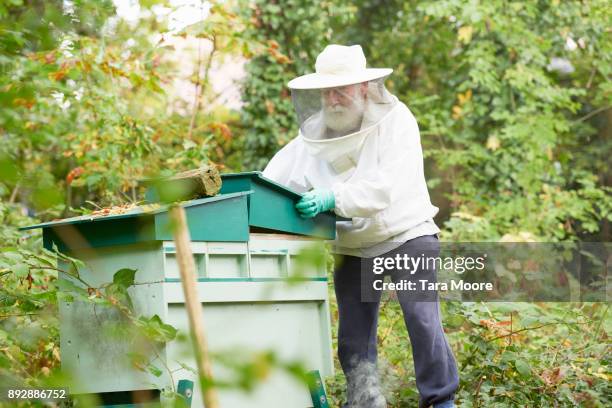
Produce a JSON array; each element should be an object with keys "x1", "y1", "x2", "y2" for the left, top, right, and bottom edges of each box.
[{"x1": 323, "y1": 96, "x2": 365, "y2": 135}]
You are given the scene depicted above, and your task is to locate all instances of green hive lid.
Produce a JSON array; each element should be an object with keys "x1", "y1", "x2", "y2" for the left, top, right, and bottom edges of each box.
[
  {"x1": 219, "y1": 172, "x2": 336, "y2": 240},
  {"x1": 20, "y1": 191, "x2": 249, "y2": 230},
  {"x1": 20, "y1": 191, "x2": 251, "y2": 251},
  {"x1": 221, "y1": 171, "x2": 302, "y2": 198}
]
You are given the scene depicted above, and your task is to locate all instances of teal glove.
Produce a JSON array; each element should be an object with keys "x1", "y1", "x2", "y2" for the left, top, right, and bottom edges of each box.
[{"x1": 296, "y1": 189, "x2": 335, "y2": 218}]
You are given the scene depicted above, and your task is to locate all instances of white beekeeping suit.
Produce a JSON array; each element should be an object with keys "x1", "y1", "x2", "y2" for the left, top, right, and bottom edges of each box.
[{"x1": 263, "y1": 44, "x2": 439, "y2": 256}]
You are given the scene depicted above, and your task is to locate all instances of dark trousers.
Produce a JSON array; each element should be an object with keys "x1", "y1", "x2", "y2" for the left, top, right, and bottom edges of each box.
[{"x1": 333, "y1": 235, "x2": 459, "y2": 408}]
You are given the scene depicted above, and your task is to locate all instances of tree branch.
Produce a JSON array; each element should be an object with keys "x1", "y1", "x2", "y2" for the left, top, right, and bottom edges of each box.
[
  {"x1": 486, "y1": 321, "x2": 589, "y2": 343},
  {"x1": 573, "y1": 105, "x2": 611, "y2": 123}
]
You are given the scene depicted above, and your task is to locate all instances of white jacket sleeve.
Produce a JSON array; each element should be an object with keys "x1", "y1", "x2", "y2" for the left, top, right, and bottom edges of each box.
[{"x1": 331, "y1": 107, "x2": 421, "y2": 218}]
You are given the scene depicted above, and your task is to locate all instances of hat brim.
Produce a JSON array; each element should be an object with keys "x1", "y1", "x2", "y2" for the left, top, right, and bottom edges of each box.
[{"x1": 287, "y1": 68, "x2": 393, "y2": 90}]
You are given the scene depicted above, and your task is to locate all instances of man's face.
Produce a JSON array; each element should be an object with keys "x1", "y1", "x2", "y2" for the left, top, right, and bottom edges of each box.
[{"x1": 322, "y1": 82, "x2": 368, "y2": 134}]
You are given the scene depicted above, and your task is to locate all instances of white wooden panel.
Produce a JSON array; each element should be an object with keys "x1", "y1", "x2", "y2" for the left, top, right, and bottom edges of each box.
[
  {"x1": 164, "y1": 253, "x2": 206, "y2": 279},
  {"x1": 59, "y1": 242, "x2": 168, "y2": 394},
  {"x1": 207, "y1": 254, "x2": 247, "y2": 278},
  {"x1": 250, "y1": 254, "x2": 287, "y2": 278},
  {"x1": 165, "y1": 301, "x2": 331, "y2": 408}
]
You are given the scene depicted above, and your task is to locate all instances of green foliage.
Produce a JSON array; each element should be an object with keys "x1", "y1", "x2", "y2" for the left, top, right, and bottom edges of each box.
[
  {"x1": 0, "y1": 201, "x2": 60, "y2": 388},
  {"x1": 324, "y1": 280, "x2": 611, "y2": 407},
  {"x1": 135, "y1": 314, "x2": 178, "y2": 344},
  {"x1": 446, "y1": 302, "x2": 611, "y2": 407},
  {"x1": 112, "y1": 268, "x2": 137, "y2": 287},
  {"x1": 0, "y1": 0, "x2": 247, "y2": 214},
  {"x1": 1, "y1": 0, "x2": 159, "y2": 210},
  {"x1": 346, "y1": 0, "x2": 611, "y2": 241}
]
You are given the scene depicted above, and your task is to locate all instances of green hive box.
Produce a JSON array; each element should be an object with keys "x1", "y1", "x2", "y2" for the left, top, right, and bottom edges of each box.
[
  {"x1": 146, "y1": 171, "x2": 336, "y2": 239},
  {"x1": 219, "y1": 172, "x2": 336, "y2": 240},
  {"x1": 22, "y1": 187, "x2": 334, "y2": 408}
]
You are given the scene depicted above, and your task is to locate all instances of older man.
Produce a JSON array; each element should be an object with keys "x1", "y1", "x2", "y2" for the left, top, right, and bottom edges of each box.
[{"x1": 263, "y1": 44, "x2": 459, "y2": 408}]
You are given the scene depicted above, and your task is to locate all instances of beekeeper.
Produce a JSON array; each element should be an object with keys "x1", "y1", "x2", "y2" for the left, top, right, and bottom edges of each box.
[{"x1": 263, "y1": 44, "x2": 459, "y2": 408}]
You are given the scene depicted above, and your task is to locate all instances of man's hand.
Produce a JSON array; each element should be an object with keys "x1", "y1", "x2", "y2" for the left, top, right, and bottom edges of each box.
[{"x1": 295, "y1": 189, "x2": 335, "y2": 218}]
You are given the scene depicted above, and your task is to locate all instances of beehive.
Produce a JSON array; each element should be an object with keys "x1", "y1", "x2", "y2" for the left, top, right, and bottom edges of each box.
[{"x1": 22, "y1": 174, "x2": 335, "y2": 407}]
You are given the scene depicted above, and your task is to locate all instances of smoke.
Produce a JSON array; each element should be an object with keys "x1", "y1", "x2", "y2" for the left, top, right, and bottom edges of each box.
[
  {"x1": 343, "y1": 356, "x2": 410, "y2": 408},
  {"x1": 345, "y1": 359, "x2": 387, "y2": 408},
  {"x1": 378, "y1": 358, "x2": 404, "y2": 402}
]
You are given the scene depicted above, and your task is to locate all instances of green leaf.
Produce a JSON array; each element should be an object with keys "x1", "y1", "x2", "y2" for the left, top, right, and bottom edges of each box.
[
  {"x1": 174, "y1": 360, "x2": 197, "y2": 375},
  {"x1": 137, "y1": 315, "x2": 178, "y2": 343},
  {"x1": 105, "y1": 283, "x2": 134, "y2": 311},
  {"x1": 113, "y1": 268, "x2": 137, "y2": 288},
  {"x1": 18, "y1": 299, "x2": 39, "y2": 313},
  {"x1": 147, "y1": 364, "x2": 163, "y2": 377},
  {"x1": 515, "y1": 359, "x2": 531, "y2": 377},
  {"x1": 13, "y1": 263, "x2": 29, "y2": 278}
]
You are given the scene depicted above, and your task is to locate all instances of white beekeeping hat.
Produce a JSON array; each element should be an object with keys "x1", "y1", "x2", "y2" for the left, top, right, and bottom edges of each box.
[{"x1": 287, "y1": 44, "x2": 392, "y2": 90}]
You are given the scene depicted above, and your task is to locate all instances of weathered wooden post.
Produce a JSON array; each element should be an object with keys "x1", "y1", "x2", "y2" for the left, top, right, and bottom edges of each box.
[{"x1": 170, "y1": 204, "x2": 219, "y2": 408}]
